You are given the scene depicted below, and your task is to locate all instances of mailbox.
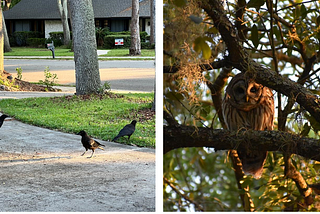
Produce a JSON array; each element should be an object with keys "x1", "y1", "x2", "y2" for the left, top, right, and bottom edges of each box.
[{"x1": 47, "y1": 41, "x2": 55, "y2": 58}]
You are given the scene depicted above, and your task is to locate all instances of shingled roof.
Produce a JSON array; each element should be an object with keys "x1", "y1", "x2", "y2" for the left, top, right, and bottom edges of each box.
[{"x1": 3, "y1": 0, "x2": 150, "y2": 20}]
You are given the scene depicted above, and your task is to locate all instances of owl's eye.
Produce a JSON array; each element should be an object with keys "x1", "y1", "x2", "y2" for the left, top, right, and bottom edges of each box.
[
  {"x1": 236, "y1": 87, "x2": 245, "y2": 94},
  {"x1": 250, "y1": 87, "x2": 257, "y2": 93}
]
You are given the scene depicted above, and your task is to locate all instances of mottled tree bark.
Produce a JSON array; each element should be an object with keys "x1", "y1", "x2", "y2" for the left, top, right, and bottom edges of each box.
[
  {"x1": 0, "y1": 8, "x2": 4, "y2": 72},
  {"x1": 69, "y1": 0, "x2": 101, "y2": 95},
  {"x1": 57, "y1": 0, "x2": 71, "y2": 46},
  {"x1": 149, "y1": 0, "x2": 155, "y2": 45},
  {"x1": 2, "y1": 12, "x2": 11, "y2": 53},
  {"x1": 164, "y1": 124, "x2": 320, "y2": 161},
  {"x1": 129, "y1": 0, "x2": 141, "y2": 56}
]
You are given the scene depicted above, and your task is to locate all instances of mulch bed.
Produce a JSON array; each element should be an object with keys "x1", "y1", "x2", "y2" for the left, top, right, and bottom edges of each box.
[{"x1": 1, "y1": 70, "x2": 59, "y2": 92}]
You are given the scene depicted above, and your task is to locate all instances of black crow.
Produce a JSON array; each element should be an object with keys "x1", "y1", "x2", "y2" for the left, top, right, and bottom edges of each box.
[
  {"x1": 0, "y1": 114, "x2": 8, "y2": 128},
  {"x1": 112, "y1": 120, "x2": 137, "y2": 142},
  {"x1": 77, "y1": 130, "x2": 105, "y2": 158}
]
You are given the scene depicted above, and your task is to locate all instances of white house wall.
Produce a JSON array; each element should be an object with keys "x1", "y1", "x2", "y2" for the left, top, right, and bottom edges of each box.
[
  {"x1": 45, "y1": 20, "x2": 63, "y2": 38},
  {"x1": 45, "y1": 19, "x2": 149, "y2": 39},
  {"x1": 145, "y1": 18, "x2": 150, "y2": 35},
  {"x1": 128, "y1": 18, "x2": 150, "y2": 35}
]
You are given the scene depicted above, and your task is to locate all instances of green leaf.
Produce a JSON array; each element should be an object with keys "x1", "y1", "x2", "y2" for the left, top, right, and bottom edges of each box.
[
  {"x1": 277, "y1": 186, "x2": 288, "y2": 192},
  {"x1": 313, "y1": 164, "x2": 320, "y2": 171},
  {"x1": 193, "y1": 37, "x2": 203, "y2": 53},
  {"x1": 294, "y1": 6, "x2": 301, "y2": 20},
  {"x1": 251, "y1": 24, "x2": 259, "y2": 48},
  {"x1": 305, "y1": 113, "x2": 320, "y2": 132},
  {"x1": 201, "y1": 42, "x2": 211, "y2": 60},
  {"x1": 247, "y1": 0, "x2": 265, "y2": 10},
  {"x1": 300, "y1": 123, "x2": 311, "y2": 136},
  {"x1": 172, "y1": 0, "x2": 187, "y2": 7},
  {"x1": 165, "y1": 91, "x2": 184, "y2": 101},
  {"x1": 300, "y1": 4, "x2": 307, "y2": 20},
  {"x1": 193, "y1": 37, "x2": 212, "y2": 60},
  {"x1": 208, "y1": 27, "x2": 219, "y2": 34},
  {"x1": 189, "y1": 15, "x2": 203, "y2": 24},
  {"x1": 203, "y1": 36, "x2": 214, "y2": 44},
  {"x1": 317, "y1": 16, "x2": 320, "y2": 26}
]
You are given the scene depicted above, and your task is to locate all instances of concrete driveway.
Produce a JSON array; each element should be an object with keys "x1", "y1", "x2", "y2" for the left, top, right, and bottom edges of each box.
[{"x1": 0, "y1": 89, "x2": 155, "y2": 211}]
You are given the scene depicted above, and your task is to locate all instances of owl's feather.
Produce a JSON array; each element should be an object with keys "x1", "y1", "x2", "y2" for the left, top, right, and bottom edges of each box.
[{"x1": 222, "y1": 73, "x2": 274, "y2": 179}]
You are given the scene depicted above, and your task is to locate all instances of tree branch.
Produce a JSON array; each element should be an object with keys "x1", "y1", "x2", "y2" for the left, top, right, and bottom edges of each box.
[
  {"x1": 198, "y1": 0, "x2": 320, "y2": 123},
  {"x1": 163, "y1": 59, "x2": 227, "y2": 73},
  {"x1": 206, "y1": 66, "x2": 231, "y2": 129},
  {"x1": 229, "y1": 150, "x2": 255, "y2": 211},
  {"x1": 164, "y1": 125, "x2": 320, "y2": 161},
  {"x1": 163, "y1": 176, "x2": 204, "y2": 211}
]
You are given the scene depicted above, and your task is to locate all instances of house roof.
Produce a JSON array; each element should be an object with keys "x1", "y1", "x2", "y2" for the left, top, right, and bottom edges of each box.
[{"x1": 3, "y1": 0, "x2": 150, "y2": 20}]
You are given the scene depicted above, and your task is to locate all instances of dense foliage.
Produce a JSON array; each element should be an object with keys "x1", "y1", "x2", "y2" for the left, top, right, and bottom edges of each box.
[{"x1": 164, "y1": 0, "x2": 320, "y2": 211}]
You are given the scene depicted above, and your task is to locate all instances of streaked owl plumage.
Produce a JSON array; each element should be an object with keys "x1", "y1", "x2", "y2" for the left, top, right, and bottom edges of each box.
[{"x1": 222, "y1": 73, "x2": 274, "y2": 179}]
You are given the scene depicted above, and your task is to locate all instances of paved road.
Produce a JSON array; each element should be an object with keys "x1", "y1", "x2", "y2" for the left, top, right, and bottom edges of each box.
[{"x1": 4, "y1": 59, "x2": 155, "y2": 92}]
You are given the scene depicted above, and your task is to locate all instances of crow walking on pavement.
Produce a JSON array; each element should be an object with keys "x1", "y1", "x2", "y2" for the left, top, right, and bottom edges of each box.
[
  {"x1": 0, "y1": 114, "x2": 8, "y2": 128},
  {"x1": 112, "y1": 120, "x2": 137, "y2": 143},
  {"x1": 77, "y1": 130, "x2": 105, "y2": 158}
]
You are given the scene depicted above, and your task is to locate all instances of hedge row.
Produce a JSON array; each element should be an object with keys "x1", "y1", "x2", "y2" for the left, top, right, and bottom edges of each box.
[
  {"x1": 10, "y1": 31, "x2": 154, "y2": 49},
  {"x1": 103, "y1": 32, "x2": 153, "y2": 49},
  {"x1": 10, "y1": 31, "x2": 44, "y2": 46}
]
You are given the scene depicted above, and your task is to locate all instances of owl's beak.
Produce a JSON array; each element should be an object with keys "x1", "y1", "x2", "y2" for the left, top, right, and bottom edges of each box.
[{"x1": 246, "y1": 95, "x2": 249, "y2": 102}]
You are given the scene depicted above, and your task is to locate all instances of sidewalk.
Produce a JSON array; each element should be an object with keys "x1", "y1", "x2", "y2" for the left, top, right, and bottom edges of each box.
[{"x1": 0, "y1": 91, "x2": 155, "y2": 211}]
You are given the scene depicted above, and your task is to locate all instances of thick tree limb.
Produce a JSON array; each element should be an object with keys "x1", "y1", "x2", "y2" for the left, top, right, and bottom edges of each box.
[
  {"x1": 163, "y1": 59, "x2": 227, "y2": 73},
  {"x1": 164, "y1": 125, "x2": 320, "y2": 161},
  {"x1": 229, "y1": 150, "x2": 255, "y2": 211},
  {"x1": 284, "y1": 153, "x2": 314, "y2": 209},
  {"x1": 206, "y1": 67, "x2": 231, "y2": 129},
  {"x1": 197, "y1": 0, "x2": 320, "y2": 123}
]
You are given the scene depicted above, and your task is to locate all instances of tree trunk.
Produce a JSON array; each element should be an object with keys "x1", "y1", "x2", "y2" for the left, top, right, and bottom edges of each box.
[
  {"x1": 66, "y1": 0, "x2": 74, "y2": 52},
  {"x1": 150, "y1": 0, "x2": 155, "y2": 45},
  {"x1": 69, "y1": 0, "x2": 101, "y2": 95},
  {"x1": 3, "y1": 0, "x2": 11, "y2": 11},
  {"x1": 129, "y1": 0, "x2": 141, "y2": 56},
  {"x1": 2, "y1": 11, "x2": 11, "y2": 53},
  {"x1": 0, "y1": 8, "x2": 4, "y2": 72},
  {"x1": 57, "y1": 0, "x2": 71, "y2": 46}
]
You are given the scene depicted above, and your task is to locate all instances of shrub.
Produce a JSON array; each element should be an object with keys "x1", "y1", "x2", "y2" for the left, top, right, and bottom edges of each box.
[
  {"x1": 140, "y1": 31, "x2": 148, "y2": 42},
  {"x1": 103, "y1": 35, "x2": 131, "y2": 49},
  {"x1": 47, "y1": 31, "x2": 72, "y2": 47},
  {"x1": 26, "y1": 38, "x2": 46, "y2": 48},
  {"x1": 12, "y1": 31, "x2": 43, "y2": 46},
  {"x1": 141, "y1": 42, "x2": 155, "y2": 49},
  {"x1": 96, "y1": 27, "x2": 110, "y2": 47},
  {"x1": 39, "y1": 66, "x2": 58, "y2": 89},
  {"x1": 103, "y1": 31, "x2": 150, "y2": 49},
  {"x1": 45, "y1": 38, "x2": 63, "y2": 47}
]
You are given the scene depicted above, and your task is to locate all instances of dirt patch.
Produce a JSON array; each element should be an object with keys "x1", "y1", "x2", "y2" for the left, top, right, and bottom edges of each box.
[
  {"x1": 136, "y1": 108, "x2": 155, "y2": 122},
  {"x1": 50, "y1": 93, "x2": 125, "y2": 101}
]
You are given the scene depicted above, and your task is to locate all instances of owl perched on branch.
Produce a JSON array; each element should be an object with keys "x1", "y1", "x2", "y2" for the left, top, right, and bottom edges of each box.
[{"x1": 222, "y1": 73, "x2": 274, "y2": 179}]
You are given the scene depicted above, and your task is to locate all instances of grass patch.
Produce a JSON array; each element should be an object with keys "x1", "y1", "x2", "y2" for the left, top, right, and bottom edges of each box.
[
  {"x1": 0, "y1": 93, "x2": 155, "y2": 148},
  {"x1": 4, "y1": 47, "x2": 74, "y2": 56},
  {"x1": 102, "y1": 49, "x2": 155, "y2": 57},
  {"x1": 5, "y1": 47, "x2": 155, "y2": 57}
]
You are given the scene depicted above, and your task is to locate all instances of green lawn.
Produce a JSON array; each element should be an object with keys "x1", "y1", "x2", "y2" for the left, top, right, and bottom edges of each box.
[
  {"x1": 4, "y1": 47, "x2": 74, "y2": 56},
  {"x1": 4, "y1": 47, "x2": 155, "y2": 57},
  {"x1": 103, "y1": 49, "x2": 155, "y2": 57},
  {"x1": 0, "y1": 93, "x2": 155, "y2": 148}
]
